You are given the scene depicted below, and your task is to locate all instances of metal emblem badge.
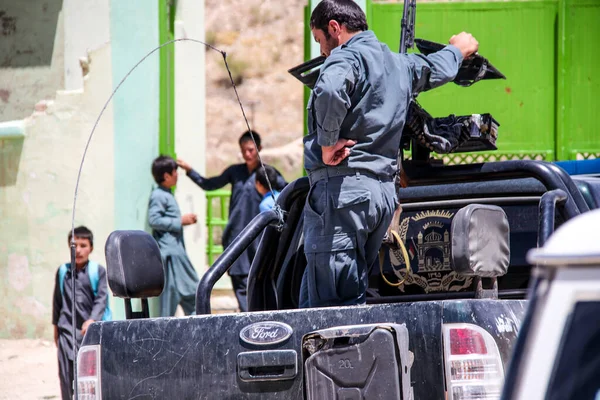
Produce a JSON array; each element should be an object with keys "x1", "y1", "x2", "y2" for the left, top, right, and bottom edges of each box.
[
  {"x1": 389, "y1": 209, "x2": 473, "y2": 293},
  {"x1": 240, "y1": 321, "x2": 293, "y2": 346}
]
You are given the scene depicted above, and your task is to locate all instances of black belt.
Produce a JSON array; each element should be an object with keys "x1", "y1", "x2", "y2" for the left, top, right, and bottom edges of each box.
[{"x1": 307, "y1": 167, "x2": 392, "y2": 185}]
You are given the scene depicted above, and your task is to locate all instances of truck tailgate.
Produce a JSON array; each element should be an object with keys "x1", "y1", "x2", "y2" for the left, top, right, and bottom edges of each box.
[{"x1": 83, "y1": 300, "x2": 526, "y2": 399}]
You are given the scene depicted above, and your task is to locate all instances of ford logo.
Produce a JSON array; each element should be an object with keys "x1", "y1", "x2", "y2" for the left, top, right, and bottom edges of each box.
[{"x1": 239, "y1": 321, "x2": 293, "y2": 346}]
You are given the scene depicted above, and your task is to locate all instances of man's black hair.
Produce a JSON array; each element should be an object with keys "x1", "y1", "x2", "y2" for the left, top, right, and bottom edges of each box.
[
  {"x1": 310, "y1": 0, "x2": 368, "y2": 39},
  {"x1": 256, "y1": 165, "x2": 280, "y2": 191},
  {"x1": 239, "y1": 130, "x2": 261, "y2": 148},
  {"x1": 68, "y1": 225, "x2": 94, "y2": 247},
  {"x1": 151, "y1": 155, "x2": 177, "y2": 184}
]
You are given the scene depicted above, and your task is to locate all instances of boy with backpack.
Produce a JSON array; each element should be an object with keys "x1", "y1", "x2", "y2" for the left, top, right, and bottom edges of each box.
[{"x1": 52, "y1": 226, "x2": 110, "y2": 400}]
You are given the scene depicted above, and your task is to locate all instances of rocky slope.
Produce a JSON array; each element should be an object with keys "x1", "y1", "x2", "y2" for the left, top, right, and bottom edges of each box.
[{"x1": 204, "y1": 0, "x2": 308, "y2": 181}]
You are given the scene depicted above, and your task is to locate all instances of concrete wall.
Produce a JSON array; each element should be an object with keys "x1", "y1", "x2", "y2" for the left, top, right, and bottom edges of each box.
[
  {"x1": 0, "y1": 0, "x2": 208, "y2": 333},
  {"x1": 174, "y1": 0, "x2": 208, "y2": 278},
  {"x1": 0, "y1": 0, "x2": 160, "y2": 335},
  {"x1": 0, "y1": 44, "x2": 115, "y2": 338},
  {"x1": 109, "y1": 0, "x2": 161, "y2": 319},
  {"x1": 0, "y1": 0, "x2": 65, "y2": 121},
  {"x1": 110, "y1": 0, "x2": 159, "y2": 233},
  {"x1": 63, "y1": 0, "x2": 110, "y2": 90}
]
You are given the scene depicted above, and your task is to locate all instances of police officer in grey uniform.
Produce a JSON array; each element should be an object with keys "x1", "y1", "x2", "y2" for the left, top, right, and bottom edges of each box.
[{"x1": 301, "y1": 0, "x2": 479, "y2": 308}]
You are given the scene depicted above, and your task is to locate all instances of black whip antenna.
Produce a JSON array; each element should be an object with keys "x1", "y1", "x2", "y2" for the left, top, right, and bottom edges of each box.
[{"x1": 69, "y1": 37, "x2": 282, "y2": 399}]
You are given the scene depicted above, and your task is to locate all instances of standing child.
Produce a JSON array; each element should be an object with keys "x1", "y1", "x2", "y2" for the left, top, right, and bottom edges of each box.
[
  {"x1": 52, "y1": 226, "x2": 109, "y2": 400},
  {"x1": 255, "y1": 164, "x2": 282, "y2": 212},
  {"x1": 148, "y1": 155, "x2": 199, "y2": 317}
]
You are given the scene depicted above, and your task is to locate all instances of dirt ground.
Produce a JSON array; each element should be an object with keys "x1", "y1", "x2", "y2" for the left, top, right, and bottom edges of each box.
[
  {"x1": 0, "y1": 339, "x2": 60, "y2": 400},
  {"x1": 0, "y1": 290, "x2": 237, "y2": 400}
]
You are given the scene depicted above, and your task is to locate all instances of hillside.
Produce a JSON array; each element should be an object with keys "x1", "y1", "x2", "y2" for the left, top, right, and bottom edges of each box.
[{"x1": 204, "y1": 0, "x2": 308, "y2": 181}]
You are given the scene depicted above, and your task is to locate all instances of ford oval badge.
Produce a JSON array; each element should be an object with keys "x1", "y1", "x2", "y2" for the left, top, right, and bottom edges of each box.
[{"x1": 239, "y1": 321, "x2": 293, "y2": 346}]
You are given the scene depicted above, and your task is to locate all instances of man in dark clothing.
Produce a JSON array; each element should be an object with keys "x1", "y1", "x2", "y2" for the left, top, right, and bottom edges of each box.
[
  {"x1": 177, "y1": 130, "x2": 287, "y2": 311},
  {"x1": 300, "y1": 0, "x2": 479, "y2": 307},
  {"x1": 52, "y1": 226, "x2": 109, "y2": 400}
]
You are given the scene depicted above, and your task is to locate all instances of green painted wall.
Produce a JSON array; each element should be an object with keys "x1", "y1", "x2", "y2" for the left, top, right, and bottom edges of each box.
[
  {"x1": 371, "y1": 1, "x2": 558, "y2": 160},
  {"x1": 556, "y1": 0, "x2": 600, "y2": 160},
  {"x1": 110, "y1": 0, "x2": 161, "y2": 318},
  {"x1": 303, "y1": 0, "x2": 600, "y2": 162}
]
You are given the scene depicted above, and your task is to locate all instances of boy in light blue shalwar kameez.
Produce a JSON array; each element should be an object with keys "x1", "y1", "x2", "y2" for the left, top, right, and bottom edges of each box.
[{"x1": 148, "y1": 156, "x2": 199, "y2": 317}]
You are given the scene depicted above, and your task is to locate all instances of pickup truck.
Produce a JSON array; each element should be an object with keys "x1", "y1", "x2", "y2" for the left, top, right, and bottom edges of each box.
[
  {"x1": 74, "y1": 10, "x2": 600, "y2": 396},
  {"x1": 74, "y1": 151, "x2": 599, "y2": 399}
]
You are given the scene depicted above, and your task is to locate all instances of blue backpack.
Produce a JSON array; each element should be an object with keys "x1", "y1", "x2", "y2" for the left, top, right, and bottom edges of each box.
[{"x1": 58, "y1": 261, "x2": 112, "y2": 321}]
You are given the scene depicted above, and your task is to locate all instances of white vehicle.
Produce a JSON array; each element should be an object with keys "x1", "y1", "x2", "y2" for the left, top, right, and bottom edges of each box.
[{"x1": 502, "y1": 208, "x2": 600, "y2": 400}]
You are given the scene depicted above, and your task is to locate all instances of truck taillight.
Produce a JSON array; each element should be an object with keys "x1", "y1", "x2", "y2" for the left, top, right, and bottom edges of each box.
[
  {"x1": 77, "y1": 345, "x2": 102, "y2": 400},
  {"x1": 443, "y1": 324, "x2": 504, "y2": 400}
]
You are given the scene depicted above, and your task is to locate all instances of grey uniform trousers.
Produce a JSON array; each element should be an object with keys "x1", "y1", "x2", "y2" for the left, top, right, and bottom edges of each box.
[{"x1": 300, "y1": 170, "x2": 397, "y2": 308}]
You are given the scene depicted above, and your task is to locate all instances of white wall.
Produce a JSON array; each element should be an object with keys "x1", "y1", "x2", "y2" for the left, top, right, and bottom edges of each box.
[
  {"x1": 174, "y1": 0, "x2": 208, "y2": 274},
  {"x1": 63, "y1": 0, "x2": 110, "y2": 90},
  {"x1": 0, "y1": 44, "x2": 115, "y2": 339}
]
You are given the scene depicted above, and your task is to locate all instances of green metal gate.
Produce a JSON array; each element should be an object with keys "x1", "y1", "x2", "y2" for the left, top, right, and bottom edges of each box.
[
  {"x1": 556, "y1": 0, "x2": 600, "y2": 161},
  {"x1": 304, "y1": 0, "x2": 600, "y2": 163},
  {"x1": 372, "y1": 1, "x2": 558, "y2": 163},
  {"x1": 159, "y1": 0, "x2": 176, "y2": 157},
  {"x1": 207, "y1": 0, "x2": 600, "y2": 262}
]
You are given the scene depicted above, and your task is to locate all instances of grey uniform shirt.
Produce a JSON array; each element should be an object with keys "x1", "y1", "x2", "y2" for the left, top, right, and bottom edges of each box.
[{"x1": 304, "y1": 30, "x2": 464, "y2": 176}]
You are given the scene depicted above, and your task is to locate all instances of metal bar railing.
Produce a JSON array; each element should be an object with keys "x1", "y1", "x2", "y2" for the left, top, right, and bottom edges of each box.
[
  {"x1": 403, "y1": 160, "x2": 582, "y2": 218},
  {"x1": 205, "y1": 190, "x2": 230, "y2": 266},
  {"x1": 196, "y1": 209, "x2": 280, "y2": 314}
]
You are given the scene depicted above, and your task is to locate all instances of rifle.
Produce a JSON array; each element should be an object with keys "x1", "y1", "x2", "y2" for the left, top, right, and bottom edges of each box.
[
  {"x1": 399, "y1": 0, "x2": 416, "y2": 54},
  {"x1": 288, "y1": 1, "x2": 504, "y2": 156},
  {"x1": 398, "y1": 0, "x2": 504, "y2": 159}
]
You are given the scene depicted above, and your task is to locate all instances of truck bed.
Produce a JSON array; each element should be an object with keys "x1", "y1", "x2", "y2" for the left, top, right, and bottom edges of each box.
[{"x1": 84, "y1": 300, "x2": 526, "y2": 399}]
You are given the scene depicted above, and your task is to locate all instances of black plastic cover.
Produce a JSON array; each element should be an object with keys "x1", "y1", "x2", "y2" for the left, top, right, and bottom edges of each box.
[
  {"x1": 104, "y1": 230, "x2": 164, "y2": 298},
  {"x1": 287, "y1": 40, "x2": 506, "y2": 90},
  {"x1": 415, "y1": 39, "x2": 506, "y2": 86},
  {"x1": 287, "y1": 56, "x2": 325, "y2": 90}
]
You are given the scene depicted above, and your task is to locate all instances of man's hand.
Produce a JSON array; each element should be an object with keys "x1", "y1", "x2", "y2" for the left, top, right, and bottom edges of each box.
[
  {"x1": 54, "y1": 325, "x2": 59, "y2": 347},
  {"x1": 449, "y1": 32, "x2": 479, "y2": 59},
  {"x1": 322, "y1": 138, "x2": 357, "y2": 166},
  {"x1": 181, "y1": 213, "x2": 197, "y2": 226},
  {"x1": 81, "y1": 320, "x2": 94, "y2": 336},
  {"x1": 176, "y1": 159, "x2": 192, "y2": 172}
]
